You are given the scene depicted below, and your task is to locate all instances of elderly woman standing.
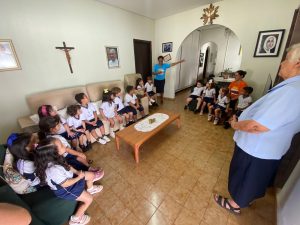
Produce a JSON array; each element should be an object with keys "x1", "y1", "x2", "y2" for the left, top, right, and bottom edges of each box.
[{"x1": 214, "y1": 43, "x2": 300, "y2": 214}]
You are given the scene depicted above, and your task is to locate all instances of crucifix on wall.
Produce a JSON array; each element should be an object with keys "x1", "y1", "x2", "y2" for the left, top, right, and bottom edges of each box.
[{"x1": 55, "y1": 42, "x2": 75, "y2": 73}]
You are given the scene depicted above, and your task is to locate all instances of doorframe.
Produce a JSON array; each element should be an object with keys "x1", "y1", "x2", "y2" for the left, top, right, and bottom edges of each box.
[{"x1": 133, "y1": 39, "x2": 152, "y2": 81}]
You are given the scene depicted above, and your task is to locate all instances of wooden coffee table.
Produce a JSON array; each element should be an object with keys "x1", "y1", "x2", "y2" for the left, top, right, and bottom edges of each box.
[{"x1": 115, "y1": 110, "x2": 181, "y2": 163}]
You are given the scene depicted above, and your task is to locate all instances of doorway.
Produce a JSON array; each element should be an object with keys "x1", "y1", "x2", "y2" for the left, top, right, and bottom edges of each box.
[{"x1": 133, "y1": 39, "x2": 152, "y2": 81}]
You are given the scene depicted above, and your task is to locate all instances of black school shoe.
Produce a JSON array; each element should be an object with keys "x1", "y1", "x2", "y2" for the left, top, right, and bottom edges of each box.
[
  {"x1": 223, "y1": 121, "x2": 231, "y2": 129},
  {"x1": 184, "y1": 105, "x2": 188, "y2": 110},
  {"x1": 194, "y1": 109, "x2": 200, "y2": 114},
  {"x1": 86, "y1": 141, "x2": 92, "y2": 150}
]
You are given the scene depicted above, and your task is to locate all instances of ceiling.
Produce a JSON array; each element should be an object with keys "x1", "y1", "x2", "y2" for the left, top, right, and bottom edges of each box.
[{"x1": 96, "y1": 0, "x2": 222, "y2": 19}]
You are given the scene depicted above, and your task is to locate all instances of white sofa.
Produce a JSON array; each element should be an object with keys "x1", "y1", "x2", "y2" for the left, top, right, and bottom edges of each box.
[{"x1": 18, "y1": 78, "x2": 149, "y2": 142}]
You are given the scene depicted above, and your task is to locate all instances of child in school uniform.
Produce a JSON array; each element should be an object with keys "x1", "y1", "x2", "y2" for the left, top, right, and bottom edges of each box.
[
  {"x1": 184, "y1": 80, "x2": 205, "y2": 110},
  {"x1": 38, "y1": 116, "x2": 96, "y2": 172},
  {"x1": 124, "y1": 85, "x2": 145, "y2": 121},
  {"x1": 208, "y1": 88, "x2": 230, "y2": 125},
  {"x1": 38, "y1": 105, "x2": 80, "y2": 150},
  {"x1": 75, "y1": 93, "x2": 109, "y2": 144},
  {"x1": 34, "y1": 138, "x2": 103, "y2": 225},
  {"x1": 136, "y1": 78, "x2": 146, "y2": 99},
  {"x1": 100, "y1": 89, "x2": 124, "y2": 138},
  {"x1": 236, "y1": 86, "x2": 253, "y2": 117},
  {"x1": 199, "y1": 81, "x2": 216, "y2": 115},
  {"x1": 111, "y1": 87, "x2": 134, "y2": 126},
  {"x1": 145, "y1": 76, "x2": 158, "y2": 106},
  {"x1": 7, "y1": 133, "x2": 40, "y2": 188}
]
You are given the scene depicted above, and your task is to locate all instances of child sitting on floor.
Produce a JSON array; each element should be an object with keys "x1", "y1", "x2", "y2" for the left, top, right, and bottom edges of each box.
[
  {"x1": 198, "y1": 81, "x2": 216, "y2": 115},
  {"x1": 75, "y1": 93, "x2": 109, "y2": 145},
  {"x1": 236, "y1": 86, "x2": 253, "y2": 117},
  {"x1": 38, "y1": 105, "x2": 80, "y2": 150},
  {"x1": 100, "y1": 89, "x2": 124, "y2": 138},
  {"x1": 111, "y1": 87, "x2": 134, "y2": 126},
  {"x1": 208, "y1": 88, "x2": 230, "y2": 125},
  {"x1": 34, "y1": 138, "x2": 103, "y2": 225},
  {"x1": 145, "y1": 76, "x2": 158, "y2": 106},
  {"x1": 184, "y1": 80, "x2": 205, "y2": 110},
  {"x1": 7, "y1": 133, "x2": 41, "y2": 188},
  {"x1": 124, "y1": 85, "x2": 145, "y2": 121}
]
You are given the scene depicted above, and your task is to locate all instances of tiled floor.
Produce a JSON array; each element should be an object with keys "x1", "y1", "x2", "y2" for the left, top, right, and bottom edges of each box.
[{"x1": 85, "y1": 90, "x2": 276, "y2": 225}]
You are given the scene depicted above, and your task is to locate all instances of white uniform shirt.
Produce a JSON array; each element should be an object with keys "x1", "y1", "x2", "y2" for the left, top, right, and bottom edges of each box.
[
  {"x1": 81, "y1": 103, "x2": 96, "y2": 121},
  {"x1": 47, "y1": 134, "x2": 71, "y2": 148},
  {"x1": 17, "y1": 159, "x2": 40, "y2": 186},
  {"x1": 114, "y1": 96, "x2": 125, "y2": 111},
  {"x1": 145, "y1": 82, "x2": 154, "y2": 92},
  {"x1": 45, "y1": 164, "x2": 73, "y2": 190},
  {"x1": 124, "y1": 93, "x2": 137, "y2": 106},
  {"x1": 67, "y1": 115, "x2": 85, "y2": 129},
  {"x1": 100, "y1": 102, "x2": 116, "y2": 118},
  {"x1": 203, "y1": 88, "x2": 216, "y2": 98},
  {"x1": 191, "y1": 86, "x2": 205, "y2": 97},
  {"x1": 237, "y1": 95, "x2": 252, "y2": 109},
  {"x1": 217, "y1": 95, "x2": 230, "y2": 108},
  {"x1": 57, "y1": 116, "x2": 67, "y2": 134}
]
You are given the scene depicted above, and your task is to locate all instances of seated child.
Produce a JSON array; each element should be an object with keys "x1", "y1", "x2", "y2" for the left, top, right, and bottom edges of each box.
[
  {"x1": 38, "y1": 116, "x2": 95, "y2": 172},
  {"x1": 7, "y1": 133, "x2": 40, "y2": 188},
  {"x1": 236, "y1": 86, "x2": 253, "y2": 117},
  {"x1": 75, "y1": 93, "x2": 110, "y2": 144},
  {"x1": 198, "y1": 82, "x2": 216, "y2": 115},
  {"x1": 100, "y1": 89, "x2": 124, "y2": 138},
  {"x1": 145, "y1": 76, "x2": 158, "y2": 106},
  {"x1": 208, "y1": 88, "x2": 230, "y2": 125},
  {"x1": 184, "y1": 80, "x2": 205, "y2": 110},
  {"x1": 136, "y1": 78, "x2": 146, "y2": 100},
  {"x1": 38, "y1": 105, "x2": 80, "y2": 150},
  {"x1": 66, "y1": 105, "x2": 91, "y2": 151},
  {"x1": 111, "y1": 87, "x2": 134, "y2": 126},
  {"x1": 124, "y1": 85, "x2": 145, "y2": 121},
  {"x1": 34, "y1": 138, "x2": 103, "y2": 225}
]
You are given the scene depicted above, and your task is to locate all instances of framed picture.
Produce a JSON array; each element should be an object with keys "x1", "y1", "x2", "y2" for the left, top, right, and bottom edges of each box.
[
  {"x1": 0, "y1": 39, "x2": 21, "y2": 72},
  {"x1": 105, "y1": 46, "x2": 119, "y2": 68},
  {"x1": 253, "y1": 29, "x2": 285, "y2": 57},
  {"x1": 162, "y1": 42, "x2": 173, "y2": 53},
  {"x1": 163, "y1": 54, "x2": 172, "y2": 62},
  {"x1": 199, "y1": 53, "x2": 204, "y2": 67}
]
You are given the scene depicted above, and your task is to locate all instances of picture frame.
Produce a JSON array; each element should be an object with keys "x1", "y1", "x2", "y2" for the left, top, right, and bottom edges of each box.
[
  {"x1": 0, "y1": 39, "x2": 21, "y2": 72},
  {"x1": 163, "y1": 54, "x2": 172, "y2": 62},
  {"x1": 253, "y1": 29, "x2": 285, "y2": 57},
  {"x1": 105, "y1": 46, "x2": 120, "y2": 69},
  {"x1": 162, "y1": 42, "x2": 173, "y2": 53}
]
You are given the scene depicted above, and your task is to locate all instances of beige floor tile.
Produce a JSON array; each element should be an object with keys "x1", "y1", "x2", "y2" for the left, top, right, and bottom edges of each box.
[
  {"x1": 146, "y1": 209, "x2": 173, "y2": 225},
  {"x1": 174, "y1": 208, "x2": 202, "y2": 225},
  {"x1": 105, "y1": 200, "x2": 131, "y2": 225},
  {"x1": 132, "y1": 198, "x2": 157, "y2": 224},
  {"x1": 158, "y1": 195, "x2": 183, "y2": 223}
]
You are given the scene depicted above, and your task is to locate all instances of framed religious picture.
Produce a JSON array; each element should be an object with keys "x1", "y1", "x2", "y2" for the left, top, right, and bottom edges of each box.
[
  {"x1": 162, "y1": 42, "x2": 173, "y2": 53},
  {"x1": 0, "y1": 39, "x2": 21, "y2": 72},
  {"x1": 199, "y1": 53, "x2": 204, "y2": 67},
  {"x1": 105, "y1": 46, "x2": 119, "y2": 68},
  {"x1": 253, "y1": 29, "x2": 285, "y2": 57},
  {"x1": 163, "y1": 54, "x2": 172, "y2": 62}
]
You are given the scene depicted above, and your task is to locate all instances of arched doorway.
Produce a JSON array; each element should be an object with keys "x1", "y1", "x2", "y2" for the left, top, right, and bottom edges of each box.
[{"x1": 175, "y1": 24, "x2": 242, "y2": 92}]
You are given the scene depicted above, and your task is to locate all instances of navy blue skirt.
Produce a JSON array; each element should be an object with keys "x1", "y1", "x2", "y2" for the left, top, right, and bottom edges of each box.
[
  {"x1": 53, "y1": 178, "x2": 85, "y2": 201},
  {"x1": 65, "y1": 153, "x2": 89, "y2": 171},
  {"x1": 228, "y1": 144, "x2": 280, "y2": 208}
]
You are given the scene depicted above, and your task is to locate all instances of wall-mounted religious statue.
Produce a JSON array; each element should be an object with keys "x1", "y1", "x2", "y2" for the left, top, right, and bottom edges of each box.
[
  {"x1": 200, "y1": 3, "x2": 219, "y2": 25},
  {"x1": 55, "y1": 42, "x2": 75, "y2": 73}
]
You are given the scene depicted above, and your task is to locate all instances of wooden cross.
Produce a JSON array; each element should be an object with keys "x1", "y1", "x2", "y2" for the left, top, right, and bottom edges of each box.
[{"x1": 55, "y1": 42, "x2": 75, "y2": 73}]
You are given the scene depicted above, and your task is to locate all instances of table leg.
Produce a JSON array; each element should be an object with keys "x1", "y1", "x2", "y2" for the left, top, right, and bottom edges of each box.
[
  {"x1": 176, "y1": 117, "x2": 181, "y2": 128},
  {"x1": 134, "y1": 145, "x2": 140, "y2": 163},
  {"x1": 115, "y1": 136, "x2": 120, "y2": 150}
]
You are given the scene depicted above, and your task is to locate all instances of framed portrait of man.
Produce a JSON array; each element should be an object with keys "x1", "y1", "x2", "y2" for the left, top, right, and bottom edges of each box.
[
  {"x1": 253, "y1": 29, "x2": 285, "y2": 57},
  {"x1": 0, "y1": 39, "x2": 21, "y2": 72},
  {"x1": 105, "y1": 46, "x2": 119, "y2": 69}
]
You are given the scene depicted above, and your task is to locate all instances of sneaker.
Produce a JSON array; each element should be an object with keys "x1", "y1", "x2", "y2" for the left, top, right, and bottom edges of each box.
[
  {"x1": 87, "y1": 185, "x2": 103, "y2": 195},
  {"x1": 208, "y1": 114, "x2": 212, "y2": 121},
  {"x1": 69, "y1": 214, "x2": 90, "y2": 225},
  {"x1": 213, "y1": 118, "x2": 219, "y2": 125},
  {"x1": 184, "y1": 105, "x2": 188, "y2": 110},
  {"x1": 149, "y1": 101, "x2": 152, "y2": 106},
  {"x1": 150, "y1": 99, "x2": 155, "y2": 103},
  {"x1": 120, "y1": 126, "x2": 125, "y2": 130},
  {"x1": 110, "y1": 131, "x2": 115, "y2": 139},
  {"x1": 102, "y1": 135, "x2": 111, "y2": 142},
  {"x1": 199, "y1": 111, "x2": 203, "y2": 116},
  {"x1": 97, "y1": 138, "x2": 107, "y2": 145},
  {"x1": 93, "y1": 170, "x2": 104, "y2": 182}
]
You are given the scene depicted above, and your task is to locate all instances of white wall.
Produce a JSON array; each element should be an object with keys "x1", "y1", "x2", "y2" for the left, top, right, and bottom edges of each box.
[
  {"x1": 154, "y1": 0, "x2": 300, "y2": 99},
  {"x1": 0, "y1": 0, "x2": 154, "y2": 143}
]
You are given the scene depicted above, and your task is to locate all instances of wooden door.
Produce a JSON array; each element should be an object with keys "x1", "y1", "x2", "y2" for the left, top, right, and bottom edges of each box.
[{"x1": 133, "y1": 39, "x2": 152, "y2": 81}]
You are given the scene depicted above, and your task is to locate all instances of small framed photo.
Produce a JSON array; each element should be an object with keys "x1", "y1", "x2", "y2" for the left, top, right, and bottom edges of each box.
[
  {"x1": 164, "y1": 54, "x2": 172, "y2": 62},
  {"x1": 162, "y1": 42, "x2": 173, "y2": 53},
  {"x1": 253, "y1": 29, "x2": 285, "y2": 57},
  {"x1": 0, "y1": 39, "x2": 21, "y2": 72},
  {"x1": 105, "y1": 46, "x2": 119, "y2": 68}
]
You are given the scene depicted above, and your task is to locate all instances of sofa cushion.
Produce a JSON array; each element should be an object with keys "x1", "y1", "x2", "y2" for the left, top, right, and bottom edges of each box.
[
  {"x1": 124, "y1": 73, "x2": 142, "y2": 88},
  {"x1": 86, "y1": 80, "x2": 124, "y2": 102},
  {"x1": 21, "y1": 187, "x2": 77, "y2": 225}
]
